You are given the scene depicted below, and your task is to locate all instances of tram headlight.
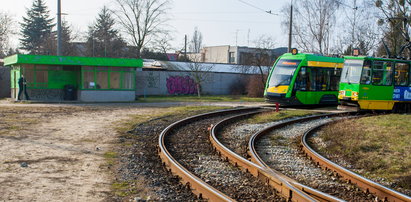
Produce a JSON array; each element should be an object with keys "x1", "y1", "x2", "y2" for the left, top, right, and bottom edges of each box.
[
  {"x1": 338, "y1": 90, "x2": 345, "y2": 99},
  {"x1": 352, "y1": 91, "x2": 359, "y2": 100}
]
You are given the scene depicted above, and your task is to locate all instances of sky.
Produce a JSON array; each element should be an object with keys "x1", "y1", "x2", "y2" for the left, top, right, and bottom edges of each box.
[{"x1": 2, "y1": 0, "x2": 291, "y2": 51}]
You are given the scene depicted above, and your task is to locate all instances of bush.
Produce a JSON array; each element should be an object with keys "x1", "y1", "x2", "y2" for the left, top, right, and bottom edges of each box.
[
  {"x1": 229, "y1": 78, "x2": 247, "y2": 95},
  {"x1": 246, "y1": 74, "x2": 266, "y2": 97}
]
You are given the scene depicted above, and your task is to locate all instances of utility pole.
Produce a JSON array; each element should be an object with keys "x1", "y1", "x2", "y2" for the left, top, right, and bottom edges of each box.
[
  {"x1": 184, "y1": 35, "x2": 187, "y2": 61},
  {"x1": 288, "y1": 0, "x2": 293, "y2": 52},
  {"x1": 57, "y1": 0, "x2": 62, "y2": 56}
]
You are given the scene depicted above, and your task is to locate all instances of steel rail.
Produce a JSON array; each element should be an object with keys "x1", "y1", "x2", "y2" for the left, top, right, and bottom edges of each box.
[
  {"x1": 248, "y1": 113, "x2": 350, "y2": 202},
  {"x1": 302, "y1": 122, "x2": 411, "y2": 202},
  {"x1": 210, "y1": 112, "x2": 347, "y2": 202},
  {"x1": 158, "y1": 107, "x2": 260, "y2": 202}
]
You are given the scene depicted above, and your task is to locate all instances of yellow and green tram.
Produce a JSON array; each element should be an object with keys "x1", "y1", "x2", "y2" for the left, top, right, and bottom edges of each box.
[
  {"x1": 338, "y1": 55, "x2": 411, "y2": 112},
  {"x1": 264, "y1": 51, "x2": 344, "y2": 106}
]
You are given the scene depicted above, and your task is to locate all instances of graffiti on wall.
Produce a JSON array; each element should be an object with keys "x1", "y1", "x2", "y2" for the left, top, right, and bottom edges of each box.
[{"x1": 166, "y1": 76, "x2": 197, "y2": 95}]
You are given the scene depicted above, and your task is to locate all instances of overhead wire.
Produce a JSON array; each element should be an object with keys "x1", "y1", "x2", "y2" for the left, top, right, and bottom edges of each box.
[{"x1": 236, "y1": 0, "x2": 278, "y2": 15}]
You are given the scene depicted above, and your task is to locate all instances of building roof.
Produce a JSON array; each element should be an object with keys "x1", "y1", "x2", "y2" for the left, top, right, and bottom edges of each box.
[
  {"x1": 161, "y1": 61, "x2": 267, "y2": 74},
  {"x1": 4, "y1": 54, "x2": 143, "y2": 68}
]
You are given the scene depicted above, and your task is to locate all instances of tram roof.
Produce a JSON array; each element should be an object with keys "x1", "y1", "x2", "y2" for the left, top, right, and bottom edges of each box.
[
  {"x1": 4, "y1": 54, "x2": 143, "y2": 68},
  {"x1": 344, "y1": 55, "x2": 411, "y2": 62},
  {"x1": 279, "y1": 53, "x2": 344, "y2": 63}
]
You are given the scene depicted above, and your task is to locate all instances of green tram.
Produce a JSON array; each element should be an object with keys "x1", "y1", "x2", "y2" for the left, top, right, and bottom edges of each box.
[
  {"x1": 264, "y1": 50, "x2": 344, "y2": 106},
  {"x1": 338, "y1": 55, "x2": 411, "y2": 111}
]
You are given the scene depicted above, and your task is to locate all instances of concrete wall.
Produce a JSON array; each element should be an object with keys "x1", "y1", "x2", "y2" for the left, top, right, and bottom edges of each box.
[
  {"x1": 79, "y1": 90, "x2": 135, "y2": 102},
  {"x1": 136, "y1": 70, "x2": 249, "y2": 96},
  {"x1": 0, "y1": 67, "x2": 11, "y2": 98},
  {"x1": 26, "y1": 89, "x2": 64, "y2": 100},
  {"x1": 203, "y1": 46, "x2": 230, "y2": 63}
]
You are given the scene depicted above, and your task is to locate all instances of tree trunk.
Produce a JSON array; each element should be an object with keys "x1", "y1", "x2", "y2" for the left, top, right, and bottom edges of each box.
[
  {"x1": 258, "y1": 66, "x2": 266, "y2": 87},
  {"x1": 196, "y1": 83, "x2": 201, "y2": 98}
]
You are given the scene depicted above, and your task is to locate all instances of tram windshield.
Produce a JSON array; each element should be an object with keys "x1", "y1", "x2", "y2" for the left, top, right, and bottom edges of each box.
[
  {"x1": 340, "y1": 59, "x2": 364, "y2": 84},
  {"x1": 269, "y1": 59, "x2": 300, "y2": 87}
]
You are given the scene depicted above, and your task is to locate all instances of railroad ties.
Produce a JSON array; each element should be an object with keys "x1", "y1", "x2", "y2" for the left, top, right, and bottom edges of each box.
[{"x1": 158, "y1": 108, "x2": 411, "y2": 202}]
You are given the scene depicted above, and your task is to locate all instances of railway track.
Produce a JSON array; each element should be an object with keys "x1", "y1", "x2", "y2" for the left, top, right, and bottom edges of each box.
[
  {"x1": 158, "y1": 107, "x2": 285, "y2": 201},
  {"x1": 212, "y1": 112, "x2": 348, "y2": 201},
  {"x1": 159, "y1": 107, "x2": 410, "y2": 201},
  {"x1": 247, "y1": 113, "x2": 379, "y2": 201},
  {"x1": 302, "y1": 122, "x2": 411, "y2": 202}
]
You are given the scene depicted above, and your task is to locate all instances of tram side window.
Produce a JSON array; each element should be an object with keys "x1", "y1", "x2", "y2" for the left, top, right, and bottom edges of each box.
[
  {"x1": 360, "y1": 60, "x2": 372, "y2": 84},
  {"x1": 330, "y1": 68, "x2": 342, "y2": 90},
  {"x1": 295, "y1": 67, "x2": 308, "y2": 90},
  {"x1": 308, "y1": 68, "x2": 333, "y2": 91},
  {"x1": 372, "y1": 61, "x2": 393, "y2": 85},
  {"x1": 394, "y1": 63, "x2": 409, "y2": 86}
]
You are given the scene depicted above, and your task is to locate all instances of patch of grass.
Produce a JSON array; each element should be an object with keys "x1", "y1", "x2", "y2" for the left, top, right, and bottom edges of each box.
[
  {"x1": 104, "y1": 151, "x2": 117, "y2": 167},
  {"x1": 104, "y1": 151, "x2": 117, "y2": 159},
  {"x1": 112, "y1": 181, "x2": 135, "y2": 197},
  {"x1": 111, "y1": 178, "x2": 154, "y2": 199},
  {"x1": 136, "y1": 95, "x2": 264, "y2": 103},
  {"x1": 248, "y1": 110, "x2": 320, "y2": 124},
  {"x1": 318, "y1": 114, "x2": 411, "y2": 189}
]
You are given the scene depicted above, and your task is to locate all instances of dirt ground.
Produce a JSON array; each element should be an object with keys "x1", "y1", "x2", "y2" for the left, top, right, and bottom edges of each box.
[
  {"x1": 0, "y1": 101, "x2": 265, "y2": 201},
  {"x1": 0, "y1": 102, "x2": 176, "y2": 201}
]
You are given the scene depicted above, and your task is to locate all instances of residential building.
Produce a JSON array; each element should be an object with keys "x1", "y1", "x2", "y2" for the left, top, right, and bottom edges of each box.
[{"x1": 191, "y1": 45, "x2": 287, "y2": 65}]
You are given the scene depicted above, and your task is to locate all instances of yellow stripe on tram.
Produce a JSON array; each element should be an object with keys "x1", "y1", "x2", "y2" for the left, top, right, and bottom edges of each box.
[
  {"x1": 267, "y1": 85, "x2": 289, "y2": 94},
  {"x1": 358, "y1": 100, "x2": 397, "y2": 110},
  {"x1": 308, "y1": 61, "x2": 343, "y2": 68}
]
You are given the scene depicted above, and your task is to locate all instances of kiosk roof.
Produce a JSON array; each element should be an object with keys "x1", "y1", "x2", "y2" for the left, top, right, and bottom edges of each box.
[{"x1": 4, "y1": 54, "x2": 143, "y2": 68}]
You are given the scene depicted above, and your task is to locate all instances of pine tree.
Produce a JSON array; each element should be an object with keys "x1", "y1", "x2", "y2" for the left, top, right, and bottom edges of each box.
[
  {"x1": 42, "y1": 19, "x2": 76, "y2": 56},
  {"x1": 20, "y1": 0, "x2": 55, "y2": 54},
  {"x1": 86, "y1": 6, "x2": 126, "y2": 58}
]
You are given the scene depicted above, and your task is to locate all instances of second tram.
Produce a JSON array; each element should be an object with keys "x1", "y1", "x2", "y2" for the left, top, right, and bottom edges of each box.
[{"x1": 338, "y1": 55, "x2": 411, "y2": 112}]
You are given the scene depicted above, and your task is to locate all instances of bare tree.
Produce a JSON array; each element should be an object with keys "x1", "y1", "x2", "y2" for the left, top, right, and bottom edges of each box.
[
  {"x1": 375, "y1": 0, "x2": 411, "y2": 58},
  {"x1": 189, "y1": 27, "x2": 203, "y2": 53},
  {"x1": 152, "y1": 32, "x2": 173, "y2": 58},
  {"x1": 240, "y1": 35, "x2": 276, "y2": 87},
  {"x1": 282, "y1": 0, "x2": 340, "y2": 54},
  {"x1": 114, "y1": 0, "x2": 170, "y2": 58},
  {"x1": 0, "y1": 12, "x2": 14, "y2": 57},
  {"x1": 185, "y1": 55, "x2": 214, "y2": 97},
  {"x1": 334, "y1": 0, "x2": 380, "y2": 55}
]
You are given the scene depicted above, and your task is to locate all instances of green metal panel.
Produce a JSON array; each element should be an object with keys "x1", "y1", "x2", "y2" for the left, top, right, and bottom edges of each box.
[
  {"x1": 339, "y1": 83, "x2": 360, "y2": 97},
  {"x1": 4, "y1": 54, "x2": 143, "y2": 68},
  {"x1": 48, "y1": 70, "x2": 79, "y2": 89},
  {"x1": 360, "y1": 84, "x2": 393, "y2": 100},
  {"x1": 10, "y1": 67, "x2": 21, "y2": 89},
  {"x1": 296, "y1": 91, "x2": 338, "y2": 104}
]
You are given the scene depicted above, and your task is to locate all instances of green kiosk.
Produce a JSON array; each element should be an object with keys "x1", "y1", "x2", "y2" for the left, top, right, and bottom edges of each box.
[{"x1": 4, "y1": 54, "x2": 143, "y2": 102}]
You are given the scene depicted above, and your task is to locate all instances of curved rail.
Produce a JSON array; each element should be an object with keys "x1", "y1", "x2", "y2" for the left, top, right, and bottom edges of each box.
[
  {"x1": 158, "y1": 107, "x2": 260, "y2": 202},
  {"x1": 302, "y1": 122, "x2": 411, "y2": 202},
  {"x1": 211, "y1": 112, "x2": 348, "y2": 202},
  {"x1": 248, "y1": 113, "x2": 350, "y2": 202}
]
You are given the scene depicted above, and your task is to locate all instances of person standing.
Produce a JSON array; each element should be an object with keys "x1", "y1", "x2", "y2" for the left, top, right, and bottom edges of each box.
[{"x1": 17, "y1": 74, "x2": 30, "y2": 100}]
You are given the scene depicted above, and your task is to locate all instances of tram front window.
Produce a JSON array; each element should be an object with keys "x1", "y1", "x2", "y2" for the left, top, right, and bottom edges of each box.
[
  {"x1": 269, "y1": 59, "x2": 300, "y2": 87},
  {"x1": 340, "y1": 59, "x2": 364, "y2": 84}
]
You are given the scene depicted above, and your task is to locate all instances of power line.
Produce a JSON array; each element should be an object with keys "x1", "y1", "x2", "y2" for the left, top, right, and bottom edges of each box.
[{"x1": 237, "y1": 0, "x2": 278, "y2": 15}]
